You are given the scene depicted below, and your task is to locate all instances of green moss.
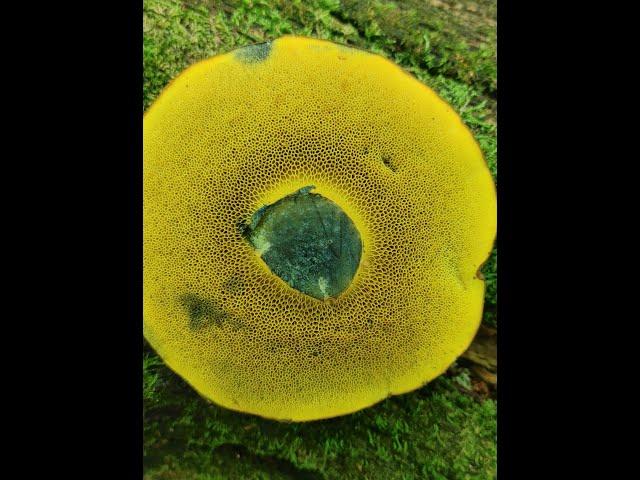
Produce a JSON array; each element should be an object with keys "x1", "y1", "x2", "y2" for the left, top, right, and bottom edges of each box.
[
  {"x1": 336, "y1": 0, "x2": 497, "y2": 95},
  {"x1": 144, "y1": 1, "x2": 498, "y2": 477},
  {"x1": 480, "y1": 248, "x2": 497, "y2": 328},
  {"x1": 143, "y1": 352, "x2": 165, "y2": 405}
]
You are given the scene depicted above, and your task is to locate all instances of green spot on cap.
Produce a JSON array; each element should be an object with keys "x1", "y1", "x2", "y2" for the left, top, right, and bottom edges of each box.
[
  {"x1": 242, "y1": 186, "x2": 362, "y2": 300},
  {"x1": 235, "y1": 41, "x2": 272, "y2": 63}
]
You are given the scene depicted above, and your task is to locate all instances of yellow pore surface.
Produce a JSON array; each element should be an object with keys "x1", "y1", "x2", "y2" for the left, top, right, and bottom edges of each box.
[{"x1": 144, "y1": 36, "x2": 497, "y2": 421}]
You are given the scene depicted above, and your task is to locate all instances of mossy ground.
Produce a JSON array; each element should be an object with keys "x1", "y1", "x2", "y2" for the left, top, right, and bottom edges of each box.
[{"x1": 144, "y1": 1, "x2": 497, "y2": 478}]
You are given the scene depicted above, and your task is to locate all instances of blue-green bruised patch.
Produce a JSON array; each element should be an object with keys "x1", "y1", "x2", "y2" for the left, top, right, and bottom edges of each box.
[
  {"x1": 179, "y1": 293, "x2": 243, "y2": 331},
  {"x1": 235, "y1": 41, "x2": 273, "y2": 63},
  {"x1": 242, "y1": 186, "x2": 362, "y2": 301}
]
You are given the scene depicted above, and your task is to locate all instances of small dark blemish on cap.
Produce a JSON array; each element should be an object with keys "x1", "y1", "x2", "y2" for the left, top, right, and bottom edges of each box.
[
  {"x1": 235, "y1": 41, "x2": 272, "y2": 63},
  {"x1": 382, "y1": 155, "x2": 397, "y2": 172},
  {"x1": 237, "y1": 218, "x2": 252, "y2": 239},
  {"x1": 180, "y1": 293, "x2": 244, "y2": 331}
]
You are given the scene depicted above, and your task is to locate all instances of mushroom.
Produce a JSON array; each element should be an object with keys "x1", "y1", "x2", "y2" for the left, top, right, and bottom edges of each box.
[{"x1": 143, "y1": 36, "x2": 496, "y2": 421}]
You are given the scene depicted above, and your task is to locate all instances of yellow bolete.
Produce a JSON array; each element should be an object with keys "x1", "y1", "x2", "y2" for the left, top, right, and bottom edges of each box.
[{"x1": 143, "y1": 36, "x2": 497, "y2": 421}]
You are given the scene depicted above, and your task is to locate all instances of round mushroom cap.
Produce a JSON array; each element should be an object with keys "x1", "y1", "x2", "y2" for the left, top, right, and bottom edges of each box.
[{"x1": 144, "y1": 36, "x2": 497, "y2": 421}]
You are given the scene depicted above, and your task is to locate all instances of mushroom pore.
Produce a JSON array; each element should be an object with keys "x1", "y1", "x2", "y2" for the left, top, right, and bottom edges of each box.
[{"x1": 143, "y1": 36, "x2": 497, "y2": 421}]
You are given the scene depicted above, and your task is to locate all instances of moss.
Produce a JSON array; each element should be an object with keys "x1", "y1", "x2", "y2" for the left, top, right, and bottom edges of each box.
[
  {"x1": 336, "y1": 0, "x2": 497, "y2": 95},
  {"x1": 143, "y1": 352, "x2": 165, "y2": 405}
]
